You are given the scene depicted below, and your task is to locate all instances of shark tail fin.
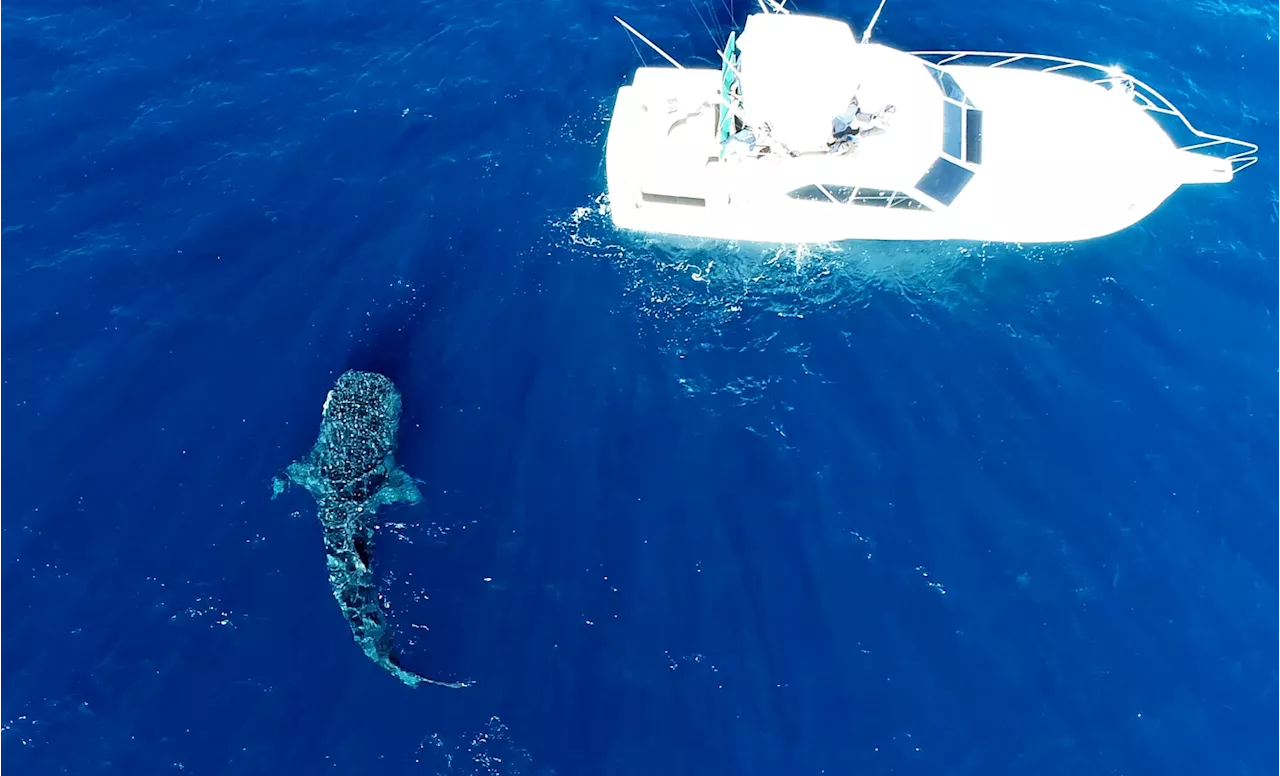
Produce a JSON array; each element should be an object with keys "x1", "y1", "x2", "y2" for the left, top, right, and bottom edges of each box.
[{"x1": 384, "y1": 656, "x2": 473, "y2": 689}]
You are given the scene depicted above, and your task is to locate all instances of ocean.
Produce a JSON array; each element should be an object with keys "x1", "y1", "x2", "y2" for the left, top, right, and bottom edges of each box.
[{"x1": 2, "y1": 0, "x2": 1276, "y2": 774}]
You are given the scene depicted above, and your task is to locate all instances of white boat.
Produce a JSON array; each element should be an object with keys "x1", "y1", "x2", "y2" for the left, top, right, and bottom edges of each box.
[{"x1": 603, "y1": 2, "x2": 1258, "y2": 245}]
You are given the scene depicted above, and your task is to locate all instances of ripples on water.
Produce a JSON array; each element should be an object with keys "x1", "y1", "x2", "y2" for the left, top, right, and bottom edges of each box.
[{"x1": 550, "y1": 191, "x2": 1073, "y2": 338}]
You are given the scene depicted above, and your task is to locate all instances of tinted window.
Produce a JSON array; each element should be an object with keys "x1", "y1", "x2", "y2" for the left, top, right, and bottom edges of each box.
[
  {"x1": 826, "y1": 185, "x2": 857, "y2": 201},
  {"x1": 890, "y1": 196, "x2": 930, "y2": 211},
  {"x1": 943, "y1": 101, "x2": 963, "y2": 158},
  {"x1": 787, "y1": 186, "x2": 931, "y2": 211},
  {"x1": 641, "y1": 193, "x2": 706, "y2": 207},
  {"x1": 965, "y1": 109, "x2": 984, "y2": 164},
  {"x1": 849, "y1": 188, "x2": 893, "y2": 204},
  {"x1": 787, "y1": 185, "x2": 855, "y2": 202},
  {"x1": 915, "y1": 157, "x2": 975, "y2": 206},
  {"x1": 926, "y1": 66, "x2": 967, "y2": 102},
  {"x1": 851, "y1": 189, "x2": 929, "y2": 210}
]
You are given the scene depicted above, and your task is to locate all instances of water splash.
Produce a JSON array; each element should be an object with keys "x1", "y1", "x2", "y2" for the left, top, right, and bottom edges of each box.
[
  {"x1": 549, "y1": 192, "x2": 1070, "y2": 338},
  {"x1": 415, "y1": 717, "x2": 535, "y2": 776},
  {"x1": 546, "y1": 193, "x2": 1074, "y2": 441}
]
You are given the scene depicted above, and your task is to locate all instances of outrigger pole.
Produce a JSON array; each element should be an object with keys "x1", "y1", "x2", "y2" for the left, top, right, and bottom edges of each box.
[
  {"x1": 861, "y1": 0, "x2": 890, "y2": 43},
  {"x1": 613, "y1": 16, "x2": 685, "y2": 69}
]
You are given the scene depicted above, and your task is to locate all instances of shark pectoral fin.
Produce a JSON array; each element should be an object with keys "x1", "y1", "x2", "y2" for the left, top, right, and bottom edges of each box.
[
  {"x1": 374, "y1": 462, "x2": 424, "y2": 509},
  {"x1": 270, "y1": 475, "x2": 290, "y2": 500},
  {"x1": 271, "y1": 461, "x2": 325, "y2": 502}
]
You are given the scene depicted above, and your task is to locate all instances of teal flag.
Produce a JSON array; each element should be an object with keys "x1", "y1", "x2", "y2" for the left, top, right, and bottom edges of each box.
[{"x1": 718, "y1": 31, "x2": 738, "y2": 153}]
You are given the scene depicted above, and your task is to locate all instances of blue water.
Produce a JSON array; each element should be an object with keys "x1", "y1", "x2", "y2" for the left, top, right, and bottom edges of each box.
[{"x1": 3, "y1": 0, "x2": 1277, "y2": 773}]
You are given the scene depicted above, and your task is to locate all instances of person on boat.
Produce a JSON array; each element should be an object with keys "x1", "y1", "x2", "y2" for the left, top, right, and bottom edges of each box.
[
  {"x1": 726, "y1": 126, "x2": 759, "y2": 158},
  {"x1": 828, "y1": 99, "x2": 896, "y2": 153},
  {"x1": 867, "y1": 104, "x2": 896, "y2": 130},
  {"x1": 828, "y1": 96, "x2": 867, "y2": 154},
  {"x1": 725, "y1": 120, "x2": 778, "y2": 159},
  {"x1": 751, "y1": 121, "x2": 776, "y2": 156}
]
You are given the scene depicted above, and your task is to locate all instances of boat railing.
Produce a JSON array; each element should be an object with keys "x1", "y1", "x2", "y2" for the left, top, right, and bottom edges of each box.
[{"x1": 911, "y1": 51, "x2": 1259, "y2": 175}]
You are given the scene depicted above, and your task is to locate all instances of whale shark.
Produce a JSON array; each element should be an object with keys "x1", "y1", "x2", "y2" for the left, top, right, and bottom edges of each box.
[{"x1": 272, "y1": 369, "x2": 471, "y2": 689}]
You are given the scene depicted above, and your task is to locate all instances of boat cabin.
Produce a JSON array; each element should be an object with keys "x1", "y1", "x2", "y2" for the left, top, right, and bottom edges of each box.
[{"x1": 719, "y1": 13, "x2": 983, "y2": 210}]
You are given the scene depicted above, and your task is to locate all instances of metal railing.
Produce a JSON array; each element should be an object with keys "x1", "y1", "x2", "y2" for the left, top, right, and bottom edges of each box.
[{"x1": 911, "y1": 50, "x2": 1259, "y2": 175}]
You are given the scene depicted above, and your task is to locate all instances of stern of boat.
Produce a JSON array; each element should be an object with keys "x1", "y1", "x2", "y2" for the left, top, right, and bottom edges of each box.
[
  {"x1": 605, "y1": 67, "x2": 725, "y2": 236},
  {"x1": 604, "y1": 82, "x2": 645, "y2": 230}
]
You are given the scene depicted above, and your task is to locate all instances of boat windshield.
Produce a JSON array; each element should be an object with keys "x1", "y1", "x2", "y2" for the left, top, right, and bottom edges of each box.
[
  {"x1": 924, "y1": 63, "x2": 970, "y2": 104},
  {"x1": 921, "y1": 60, "x2": 984, "y2": 202},
  {"x1": 916, "y1": 156, "x2": 974, "y2": 206}
]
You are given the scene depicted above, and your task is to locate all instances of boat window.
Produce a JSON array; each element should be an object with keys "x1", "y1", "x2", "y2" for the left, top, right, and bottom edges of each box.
[
  {"x1": 848, "y1": 189, "x2": 931, "y2": 210},
  {"x1": 642, "y1": 193, "x2": 707, "y2": 207},
  {"x1": 787, "y1": 185, "x2": 821, "y2": 201},
  {"x1": 889, "y1": 195, "x2": 931, "y2": 211},
  {"x1": 786, "y1": 184, "x2": 856, "y2": 202},
  {"x1": 915, "y1": 157, "x2": 975, "y2": 206},
  {"x1": 965, "y1": 108, "x2": 984, "y2": 165},
  {"x1": 786, "y1": 186, "x2": 932, "y2": 211},
  {"x1": 943, "y1": 101, "x2": 963, "y2": 159},
  {"x1": 926, "y1": 65, "x2": 967, "y2": 103}
]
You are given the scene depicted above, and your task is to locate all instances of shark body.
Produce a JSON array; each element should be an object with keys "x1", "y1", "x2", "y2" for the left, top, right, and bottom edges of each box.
[{"x1": 273, "y1": 370, "x2": 470, "y2": 689}]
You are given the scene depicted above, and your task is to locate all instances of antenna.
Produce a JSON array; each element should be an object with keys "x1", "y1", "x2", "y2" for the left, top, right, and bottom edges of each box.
[
  {"x1": 861, "y1": 0, "x2": 889, "y2": 43},
  {"x1": 614, "y1": 16, "x2": 684, "y2": 69}
]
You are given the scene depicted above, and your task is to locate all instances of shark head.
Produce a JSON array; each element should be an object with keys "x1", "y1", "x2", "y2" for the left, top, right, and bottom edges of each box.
[{"x1": 274, "y1": 370, "x2": 421, "y2": 507}]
